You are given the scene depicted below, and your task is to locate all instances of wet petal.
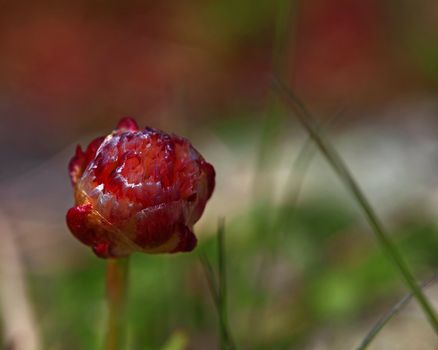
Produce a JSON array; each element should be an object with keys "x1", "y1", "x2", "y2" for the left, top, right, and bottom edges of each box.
[
  {"x1": 116, "y1": 117, "x2": 139, "y2": 132},
  {"x1": 134, "y1": 201, "x2": 186, "y2": 250},
  {"x1": 171, "y1": 225, "x2": 197, "y2": 253},
  {"x1": 68, "y1": 136, "x2": 105, "y2": 185},
  {"x1": 68, "y1": 145, "x2": 86, "y2": 185},
  {"x1": 66, "y1": 204, "x2": 97, "y2": 245}
]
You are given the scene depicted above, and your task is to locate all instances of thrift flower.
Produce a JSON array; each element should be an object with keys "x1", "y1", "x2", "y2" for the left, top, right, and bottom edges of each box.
[{"x1": 67, "y1": 117, "x2": 215, "y2": 258}]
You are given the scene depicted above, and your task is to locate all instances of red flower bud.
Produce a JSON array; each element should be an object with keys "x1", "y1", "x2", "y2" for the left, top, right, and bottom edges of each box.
[{"x1": 66, "y1": 117, "x2": 215, "y2": 258}]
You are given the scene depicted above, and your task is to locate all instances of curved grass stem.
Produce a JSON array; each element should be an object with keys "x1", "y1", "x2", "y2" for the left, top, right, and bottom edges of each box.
[
  {"x1": 272, "y1": 77, "x2": 438, "y2": 336},
  {"x1": 356, "y1": 274, "x2": 438, "y2": 350}
]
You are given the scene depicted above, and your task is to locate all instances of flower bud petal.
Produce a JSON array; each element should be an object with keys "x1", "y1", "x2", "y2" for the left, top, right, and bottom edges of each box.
[
  {"x1": 68, "y1": 136, "x2": 105, "y2": 185},
  {"x1": 172, "y1": 225, "x2": 197, "y2": 253},
  {"x1": 116, "y1": 117, "x2": 139, "y2": 132}
]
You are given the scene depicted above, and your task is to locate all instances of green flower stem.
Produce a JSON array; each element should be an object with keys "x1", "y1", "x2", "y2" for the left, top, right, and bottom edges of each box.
[
  {"x1": 272, "y1": 78, "x2": 438, "y2": 336},
  {"x1": 105, "y1": 257, "x2": 130, "y2": 350}
]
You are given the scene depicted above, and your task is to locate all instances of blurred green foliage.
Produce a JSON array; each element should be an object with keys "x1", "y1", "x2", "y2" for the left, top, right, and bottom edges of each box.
[{"x1": 27, "y1": 198, "x2": 438, "y2": 349}]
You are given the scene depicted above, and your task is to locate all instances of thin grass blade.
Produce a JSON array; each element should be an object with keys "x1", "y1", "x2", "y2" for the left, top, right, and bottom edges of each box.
[
  {"x1": 356, "y1": 274, "x2": 438, "y2": 350},
  {"x1": 199, "y1": 253, "x2": 220, "y2": 309},
  {"x1": 217, "y1": 219, "x2": 236, "y2": 350},
  {"x1": 272, "y1": 77, "x2": 438, "y2": 335},
  {"x1": 199, "y1": 220, "x2": 237, "y2": 350}
]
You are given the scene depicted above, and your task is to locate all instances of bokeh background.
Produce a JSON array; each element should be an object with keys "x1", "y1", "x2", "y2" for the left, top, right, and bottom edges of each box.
[{"x1": 2, "y1": 0, "x2": 438, "y2": 349}]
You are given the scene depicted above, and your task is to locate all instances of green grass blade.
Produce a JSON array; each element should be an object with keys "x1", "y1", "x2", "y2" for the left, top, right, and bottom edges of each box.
[
  {"x1": 199, "y1": 220, "x2": 236, "y2": 350},
  {"x1": 217, "y1": 219, "x2": 236, "y2": 350},
  {"x1": 356, "y1": 274, "x2": 438, "y2": 350},
  {"x1": 272, "y1": 77, "x2": 438, "y2": 336},
  {"x1": 199, "y1": 253, "x2": 220, "y2": 310}
]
